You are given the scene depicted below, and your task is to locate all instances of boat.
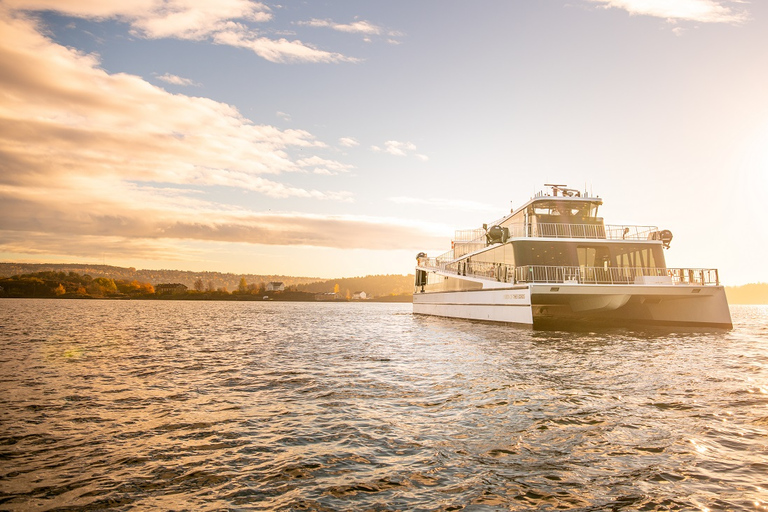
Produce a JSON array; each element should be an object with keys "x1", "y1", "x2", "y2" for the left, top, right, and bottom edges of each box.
[{"x1": 413, "y1": 184, "x2": 732, "y2": 329}]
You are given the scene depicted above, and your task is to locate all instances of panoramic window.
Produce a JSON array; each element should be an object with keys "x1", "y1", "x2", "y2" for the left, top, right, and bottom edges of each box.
[{"x1": 610, "y1": 244, "x2": 663, "y2": 268}]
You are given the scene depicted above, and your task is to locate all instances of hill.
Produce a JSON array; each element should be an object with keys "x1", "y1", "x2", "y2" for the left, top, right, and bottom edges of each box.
[
  {"x1": 0, "y1": 263, "x2": 414, "y2": 299},
  {"x1": 0, "y1": 263, "x2": 321, "y2": 292},
  {"x1": 295, "y1": 274, "x2": 414, "y2": 298}
]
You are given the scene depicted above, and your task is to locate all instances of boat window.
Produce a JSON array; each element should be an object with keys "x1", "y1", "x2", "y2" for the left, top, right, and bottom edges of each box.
[
  {"x1": 577, "y1": 247, "x2": 596, "y2": 267},
  {"x1": 516, "y1": 242, "x2": 571, "y2": 266},
  {"x1": 611, "y1": 245, "x2": 663, "y2": 268},
  {"x1": 531, "y1": 201, "x2": 599, "y2": 218},
  {"x1": 472, "y1": 244, "x2": 515, "y2": 266},
  {"x1": 513, "y1": 240, "x2": 664, "y2": 269}
]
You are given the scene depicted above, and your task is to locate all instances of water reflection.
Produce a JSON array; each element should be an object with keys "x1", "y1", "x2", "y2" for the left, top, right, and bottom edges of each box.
[{"x1": 0, "y1": 301, "x2": 766, "y2": 510}]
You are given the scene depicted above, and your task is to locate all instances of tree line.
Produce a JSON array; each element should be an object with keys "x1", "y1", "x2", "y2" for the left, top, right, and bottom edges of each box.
[
  {"x1": 0, "y1": 271, "x2": 415, "y2": 301},
  {"x1": 0, "y1": 271, "x2": 154, "y2": 298}
]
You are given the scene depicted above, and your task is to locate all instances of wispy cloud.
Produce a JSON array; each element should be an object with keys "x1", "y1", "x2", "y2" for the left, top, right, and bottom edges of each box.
[
  {"x1": 296, "y1": 17, "x2": 402, "y2": 44},
  {"x1": 0, "y1": 9, "x2": 441, "y2": 260},
  {"x1": 338, "y1": 137, "x2": 360, "y2": 147},
  {"x1": 0, "y1": 184, "x2": 447, "y2": 252},
  {"x1": 212, "y1": 29, "x2": 358, "y2": 63},
  {"x1": 372, "y1": 140, "x2": 428, "y2": 161},
  {"x1": 0, "y1": 10, "x2": 346, "y2": 190},
  {"x1": 587, "y1": 0, "x2": 749, "y2": 24},
  {"x1": 297, "y1": 156, "x2": 354, "y2": 176},
  {"x1": 298, "y1": 18, "x2": 383, "y2": 35},
  {"x1": 4, "y1": 0, "x2": 359, "y2": 63},
  {"x1": 157, "y1": 73, "x2": 199, "y2": 86}
]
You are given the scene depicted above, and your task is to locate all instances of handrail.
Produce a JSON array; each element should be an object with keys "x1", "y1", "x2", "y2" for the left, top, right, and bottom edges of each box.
[
  {"x1": 451, "y1": 223, "x2": 660, "y2": 244},
  {"x1": 515, "y1": 266, "x2": 719, "y2": 286},
  {"x1": 416, "y1": 258, "x2": 720, "y2": 286}
]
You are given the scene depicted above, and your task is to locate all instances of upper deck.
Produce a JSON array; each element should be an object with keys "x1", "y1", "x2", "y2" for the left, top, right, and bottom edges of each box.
[
  {"x1": 415, "y1": 184, "x2": 722, "y2": 288},
  {"x1": 451, "y1": 184, "x2": 665, "y2": 259}
]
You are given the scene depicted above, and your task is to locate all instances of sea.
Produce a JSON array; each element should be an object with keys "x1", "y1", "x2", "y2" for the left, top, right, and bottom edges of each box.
[{"x1": 0, "y1": 299, "x2": 766, "y2": 511}]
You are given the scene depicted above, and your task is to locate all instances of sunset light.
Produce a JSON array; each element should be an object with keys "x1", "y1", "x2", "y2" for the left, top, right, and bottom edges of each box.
[
  {"x1": 1, "y1": 2, "x2": 767, "y2": 509},
  {"x1": 0, "y1": 0, "x2": 766, "y2": 282}
]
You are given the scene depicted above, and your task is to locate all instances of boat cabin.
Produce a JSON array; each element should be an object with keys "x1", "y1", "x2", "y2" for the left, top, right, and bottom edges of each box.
[{"x1": 423, "y1": 184, "x2": 672, "y2": 288}]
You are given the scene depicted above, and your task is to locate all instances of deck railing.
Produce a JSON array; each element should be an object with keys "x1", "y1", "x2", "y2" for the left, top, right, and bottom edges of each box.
[
  {"x1": 514, "y1": 266, "x2": 719, "y2": 286},
  {"x1": 451, "y1": 223, "x2": 660, "y2": 245},
  {"x1": 416, "y1": 257, "x2": 720, "y2": 287}
]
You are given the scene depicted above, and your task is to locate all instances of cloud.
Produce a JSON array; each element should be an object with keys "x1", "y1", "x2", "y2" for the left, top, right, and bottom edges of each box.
[
  {"x1": 296, "y1": 156, "x2": 354, "y2": 175},
  {"x1": 298, "y1": 18, "x2": 383, "y2": 35},
  {"x1": 338, "y1": 137, "x2": 360, "y2": 147},
  {"x1": 0, "y1": 9, "x2": 444, "y2": 259},
  {"x1": 296, "y1": 17, "x2": 402, "y2": 44},
  {"x1": 4, "y1": 0, "x2": 359, "y2": 63},
  {"x1": 587, "y1": 0, "x2": 749, "y2": 24},
  {"x1": 371, "y1": 140, "x2": 428, "y2": 160},
  {"x1": 211, "y1": 29, "x2": 358, "y2": 64},
  {"x1": 157, "y1": 73, "x2": 199, "y2": 86},
  {"x1": 0, "y1": 185, "x2": 447, "y2": 252},
  {"x1": 0, "y1": 10, "x2": 345, "y2": 192}
]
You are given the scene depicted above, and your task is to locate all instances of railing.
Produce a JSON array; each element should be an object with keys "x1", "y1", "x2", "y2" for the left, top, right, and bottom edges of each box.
[
  {"x1": 416, "y1": 257, "x2": 720, "y2": 286},
  {"x1": 604, "y1": 225, "x2": 659, "y2": 240},
  {"x1": 514, "y1": 266, "x2": 720, "y2": 286},
  {"x1": 445, "y1": 260, "x2": 515, "y2": 282},
  {"x1": 451, "y1": 223, "x2": 660, "y2": 245},
  {"x1": 528, "y1": 223, "x2": 659, "y2": 240},
  {"x1": 533, "y1": 223, "x2": 606, "y2": 239}
]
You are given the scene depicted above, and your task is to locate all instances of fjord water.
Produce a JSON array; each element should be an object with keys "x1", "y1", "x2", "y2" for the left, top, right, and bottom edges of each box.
[{"x1": 1, "y1": 300, "x2": 766, "y2": 511}]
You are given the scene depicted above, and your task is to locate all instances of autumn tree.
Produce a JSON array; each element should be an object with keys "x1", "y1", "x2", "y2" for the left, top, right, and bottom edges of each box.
[
  {"x1": 194, "y1": 278, "x2": 204, "y2": 292},
  {"x1": 238, "y1": 277, "x2": 248, "y2": 293},
  {"x1": 88, "y1": 277, "x2": 117, "y2": 296}
]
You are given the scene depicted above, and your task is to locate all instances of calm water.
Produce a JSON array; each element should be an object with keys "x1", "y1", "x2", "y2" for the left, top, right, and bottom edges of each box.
[{"x1": 1, "y1": 300, "x2": 767, "y2": 511}]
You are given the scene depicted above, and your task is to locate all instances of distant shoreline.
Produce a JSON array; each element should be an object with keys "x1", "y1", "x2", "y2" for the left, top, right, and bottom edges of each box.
[{"x1": 0, "y1": 294, "x2": 414, "y2": 303}]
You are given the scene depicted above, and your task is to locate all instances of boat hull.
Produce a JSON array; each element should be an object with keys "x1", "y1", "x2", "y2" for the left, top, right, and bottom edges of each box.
[
  {"x1": 413, "y1": 287, "x2": 534, "y2": 324},
  {"x1": 413, "y1": 283, "x2": 732, "y2": 329}
]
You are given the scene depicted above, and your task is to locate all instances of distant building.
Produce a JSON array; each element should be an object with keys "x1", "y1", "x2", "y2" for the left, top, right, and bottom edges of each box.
[
  {"x1": 315, "y1": 292, "x2": 339, "y2": 301},
  {"x1": 352, "y1": 291, "x2": 367, "y2": 300},
  {"x1": 266, "y1": 281, "x2": 285, "y2": 292},
  {"x1": 155, "y1": 283, "x2": 188, "y2": 295}
]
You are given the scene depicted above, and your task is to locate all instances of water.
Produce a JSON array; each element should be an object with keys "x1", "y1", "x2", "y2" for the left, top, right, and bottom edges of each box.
[{"x1": 0, "y1": 300, "x2": 766, "y2": 511}]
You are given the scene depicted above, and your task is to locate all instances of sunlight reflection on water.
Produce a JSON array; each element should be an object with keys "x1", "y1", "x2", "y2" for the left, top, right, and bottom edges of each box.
[{"x1": 0, "y1": 300, "x2": 767, "y2": 510}]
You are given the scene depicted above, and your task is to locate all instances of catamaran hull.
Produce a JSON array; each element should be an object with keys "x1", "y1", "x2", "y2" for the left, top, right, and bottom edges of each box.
[
  {"x1": 413, "y1": 287, "x2": 534, "y2": 324},
  {"x1": 413, "y1": 284, "x2": 732, "y2": 329}
]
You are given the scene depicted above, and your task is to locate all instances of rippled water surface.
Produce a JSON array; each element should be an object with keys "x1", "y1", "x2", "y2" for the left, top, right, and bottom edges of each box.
[{"x1": 1, "y1": 300, "x2": 767, "y2": 511}]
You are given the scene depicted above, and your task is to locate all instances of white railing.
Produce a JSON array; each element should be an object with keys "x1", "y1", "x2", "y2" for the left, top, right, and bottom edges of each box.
[
  {"x1": 416, "y1": 258, "x2": 720, "y2": 286},
  {"x1": 514, "y1": 266, "x2": 720, "y2": 286},
  {"x1": 451, "y1": 223, "x2": 660, "y2": 245},
  {"x1": 604, "y1": 225, "x2": 660, "y2": 240},
  {"x1": 444, "y1": 260, "x2": 514, "y2": 282}
]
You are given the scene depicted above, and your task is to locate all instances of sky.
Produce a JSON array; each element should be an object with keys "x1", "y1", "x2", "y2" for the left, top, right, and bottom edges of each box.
[{"x1": 0, "y1": 0, "x2": 766, "y2": 284}]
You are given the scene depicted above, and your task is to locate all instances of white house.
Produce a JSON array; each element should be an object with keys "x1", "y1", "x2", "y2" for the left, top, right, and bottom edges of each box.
[
  {"x1": 266, "y1": 281, "x2": 285, "y2": 292},
  {"x1": 352, "y1": 291, "x2": 367, "y2": 300}
]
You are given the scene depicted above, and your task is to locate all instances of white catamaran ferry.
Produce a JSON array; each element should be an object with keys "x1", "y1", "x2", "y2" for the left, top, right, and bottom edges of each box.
[{"x1": 414, "y1": 184, "x2": 732, "y2": 329}]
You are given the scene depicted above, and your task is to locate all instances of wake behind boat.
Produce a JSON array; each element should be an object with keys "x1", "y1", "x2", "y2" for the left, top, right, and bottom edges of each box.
[{"x1": 414, "y1": 184, "x2": 732, "y2": 329}]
